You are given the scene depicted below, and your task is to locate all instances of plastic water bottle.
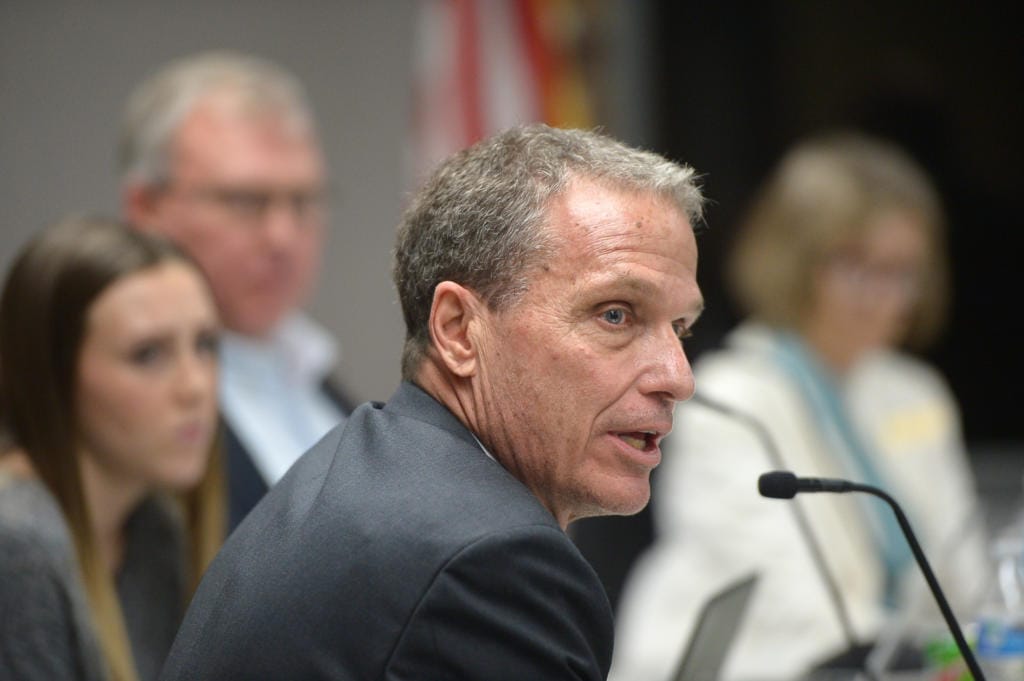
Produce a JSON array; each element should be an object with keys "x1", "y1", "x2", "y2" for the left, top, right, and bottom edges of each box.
[{"x1": 976, "y1": 535, "x2": 1024, "y2": 680}]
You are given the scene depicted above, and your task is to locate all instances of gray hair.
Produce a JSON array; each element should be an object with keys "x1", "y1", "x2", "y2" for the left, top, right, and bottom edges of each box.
[
  {"x1": 393, "y1": 123, "x2": 704, "y2": 379},
  {"x1": 118, "y1": 50, "x2": 316, "y2": 186}
]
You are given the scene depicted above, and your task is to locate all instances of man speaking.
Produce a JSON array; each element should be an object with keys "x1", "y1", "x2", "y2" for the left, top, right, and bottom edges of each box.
[{"x1": 160, "y1": 124, "x2": 706, "y2": 680}]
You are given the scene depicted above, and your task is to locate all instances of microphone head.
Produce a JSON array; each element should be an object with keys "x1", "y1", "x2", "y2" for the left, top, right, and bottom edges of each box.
[{"x1": 759, "y1": 471, "x2": 799, "y2": 499}]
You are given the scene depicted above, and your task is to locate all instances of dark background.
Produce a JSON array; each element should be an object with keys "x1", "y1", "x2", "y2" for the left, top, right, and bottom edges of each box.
[{"x1": 574, "y1": 0, "x2": 1024, "y2": 613}]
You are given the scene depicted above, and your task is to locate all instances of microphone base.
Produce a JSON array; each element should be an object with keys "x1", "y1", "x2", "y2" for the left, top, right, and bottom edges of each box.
[{"x1": 811, "y1": 642, "x2": 877, "y2": 672}]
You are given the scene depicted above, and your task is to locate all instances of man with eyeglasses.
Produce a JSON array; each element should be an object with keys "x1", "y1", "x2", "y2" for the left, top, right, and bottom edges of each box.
[{"x1": 120, "y1": 51, "x2": 352, "y2": 531}]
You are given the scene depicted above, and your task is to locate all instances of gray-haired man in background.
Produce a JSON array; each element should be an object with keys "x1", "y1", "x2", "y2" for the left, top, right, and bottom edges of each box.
[{"x1": 120, "y1": 52, "x2": 352, "y2": 530}]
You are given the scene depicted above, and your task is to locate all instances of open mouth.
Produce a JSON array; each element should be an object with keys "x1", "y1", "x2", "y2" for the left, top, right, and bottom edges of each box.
[{"x1": 617, "y1": 431, "x2": 658, "y2": 451}]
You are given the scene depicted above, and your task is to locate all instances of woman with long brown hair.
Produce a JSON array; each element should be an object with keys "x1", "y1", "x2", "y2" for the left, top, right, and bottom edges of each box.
[{"x1": 0, "y1": 215, "x2": 224, "y2": 681}]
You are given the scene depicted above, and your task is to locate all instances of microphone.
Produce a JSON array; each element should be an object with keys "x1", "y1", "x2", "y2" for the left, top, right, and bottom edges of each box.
[
  {"x1": 689, "y1": 393, "x2": 865, "y2": 669},
  {"x1": 759, "y1": 470, "x2": 987, "y2": 681},
  {"x1": 759, "y1": 470, "x2": 856, "y2": 498}
]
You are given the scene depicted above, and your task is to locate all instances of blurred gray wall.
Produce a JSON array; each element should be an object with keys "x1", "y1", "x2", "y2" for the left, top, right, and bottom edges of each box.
[
  {"x1": 0, "y1": 1, "x2": 418, "y2": 403},
  {"x1": 0, "y1": 1, "x2": 649, "y2": 404}
]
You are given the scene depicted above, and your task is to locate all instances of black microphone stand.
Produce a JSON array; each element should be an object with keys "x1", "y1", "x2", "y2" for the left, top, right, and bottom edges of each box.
[
  {"x1": 843, "y1": 480, "x2": 986, "y2": 681},
  {"x1": 690, "y1": 394, "x2": 875, "y2": 679}
]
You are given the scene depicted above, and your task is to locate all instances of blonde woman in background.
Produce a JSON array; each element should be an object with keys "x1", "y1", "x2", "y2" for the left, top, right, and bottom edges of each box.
[
  {"x1": 0, "y1": 216, "x2": 224, "y2": 681},
  {"x1": 610, "y1": 132, "x2": 989, "y2": 681}
]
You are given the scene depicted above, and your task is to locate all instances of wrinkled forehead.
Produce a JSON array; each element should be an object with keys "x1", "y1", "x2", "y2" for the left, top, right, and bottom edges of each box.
[
  {"x1": 194, "y1": 84, "x2": 314, "y2": 132},
  {"x1": 170, "y1": 90, "x2": 318, "y2": 162},
  {"x1": 543, "y1": 177, "x2": 693, "y2": 248},
  {"x1": 169, "y1": 96, "x2": 326, "y2": 184}
]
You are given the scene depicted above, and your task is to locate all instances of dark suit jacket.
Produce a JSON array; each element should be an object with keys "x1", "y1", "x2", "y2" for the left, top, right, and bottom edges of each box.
[
  {"x1": 224, "y1": 378, "x2": 353, "y2": 531},
  {"x1": 161, "y1": 382, "x2": 613, "y2": 680}
]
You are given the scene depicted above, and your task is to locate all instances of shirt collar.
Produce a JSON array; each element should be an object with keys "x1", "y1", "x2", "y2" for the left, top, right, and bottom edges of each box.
[{"x1": 221, "y1": 312, "x2": 338, "y2": 385}]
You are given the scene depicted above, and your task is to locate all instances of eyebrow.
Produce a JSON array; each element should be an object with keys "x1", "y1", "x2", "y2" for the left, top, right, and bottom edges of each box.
[
  {"x1": 596, "y1": 274, "x2": 705, "y2": 317},
  {"x1": 616, "y1": 277, "x2": 657, "y2": 297}
]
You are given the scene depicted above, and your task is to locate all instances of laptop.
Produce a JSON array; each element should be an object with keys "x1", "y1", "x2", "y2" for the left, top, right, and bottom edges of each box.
[{"x1": 670, "y1": 573, "x2": 760, "y2": 681}]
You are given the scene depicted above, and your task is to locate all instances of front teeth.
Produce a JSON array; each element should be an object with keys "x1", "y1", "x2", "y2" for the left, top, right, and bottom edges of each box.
[{"x1": 620, "y1": 434, "x2": 647, "y2": 450}]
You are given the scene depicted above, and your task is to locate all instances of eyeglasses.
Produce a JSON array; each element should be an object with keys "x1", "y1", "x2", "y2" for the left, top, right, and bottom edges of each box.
[
  {"x1": 827, "y1": 254, "x2": 923, "y2": 300},
  {"x1": 167, "y1": 184, "x2": 328, "y2": 225}
]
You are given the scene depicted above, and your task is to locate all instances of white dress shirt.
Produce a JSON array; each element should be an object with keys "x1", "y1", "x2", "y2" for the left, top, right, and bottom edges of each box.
[{"x1": 219, "y1": 313, "x2": 348, "y2": 485}]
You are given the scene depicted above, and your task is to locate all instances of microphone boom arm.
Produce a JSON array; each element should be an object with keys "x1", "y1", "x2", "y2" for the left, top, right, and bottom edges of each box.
[
  {"x1": 691, "y1": 394, "x2": 861, "y2": 651},
  {"x1": 761, "y1": 471, "x2": 987, "y2": 681},
  {"x1": 844, "y1": 481, "x2": 985, "y2": 681}
]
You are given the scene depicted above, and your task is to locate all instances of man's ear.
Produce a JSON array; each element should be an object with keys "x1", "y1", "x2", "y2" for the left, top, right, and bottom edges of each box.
[
  {"x1": 121, "y1": 182, "x2": 163, "y2": 231},
  {"x1": 428, "y1": 281, "x2": 483, "y2": 378}
]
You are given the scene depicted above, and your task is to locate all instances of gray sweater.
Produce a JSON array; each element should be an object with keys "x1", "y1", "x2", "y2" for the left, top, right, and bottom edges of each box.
[{"x1": 0, "y1": 473, "x2": 186, "y2": 681}]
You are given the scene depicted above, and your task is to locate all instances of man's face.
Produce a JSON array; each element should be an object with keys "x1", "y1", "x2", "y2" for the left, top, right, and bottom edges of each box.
[
  {"x1": 474, "y1": 177, "x2": 702, "y2": 527},
  {"x1": 134, "y1": 99, "x2": 326, "y2": 337}
]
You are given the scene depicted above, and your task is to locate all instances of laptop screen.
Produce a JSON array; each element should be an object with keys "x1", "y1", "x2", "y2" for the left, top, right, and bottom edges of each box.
[{"x1": 670, "y1": 573, "x2": 760, "y2": 681}]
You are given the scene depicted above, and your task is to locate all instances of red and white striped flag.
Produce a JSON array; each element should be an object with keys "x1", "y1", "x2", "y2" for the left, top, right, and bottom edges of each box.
[{"x1": 408, "y1": 0, "x2": 595, "y2": 185}]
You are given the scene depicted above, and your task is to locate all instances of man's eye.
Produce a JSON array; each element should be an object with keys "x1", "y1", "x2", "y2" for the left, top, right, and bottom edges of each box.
[
  {"x1": 601, "y1": 308, "x2": 627, "y2": 325},
  {"x1": 673, "y1": 322, "x2": 694, "y2": 342},
  {"x1": 292, "y1": 191, "x2": 326, "y2": 217},
  {"x1": 220, "y1": 191, "x2": 268, "y2": 216}
]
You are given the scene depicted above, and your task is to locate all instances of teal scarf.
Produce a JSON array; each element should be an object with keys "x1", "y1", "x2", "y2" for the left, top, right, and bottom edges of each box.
[{"x1": 773, "y1": 331, "x2": 912, "y2": 608}]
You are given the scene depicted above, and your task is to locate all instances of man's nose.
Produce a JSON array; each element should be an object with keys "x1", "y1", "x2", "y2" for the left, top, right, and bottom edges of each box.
[
  {"x1": 643, "y1": 327, "x2": 695, "y2": 403},
  {"x1": 261, "y1": 200, "x2": 305, "y2": 249}
]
